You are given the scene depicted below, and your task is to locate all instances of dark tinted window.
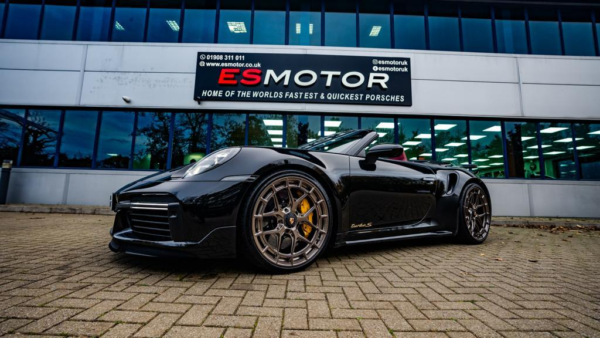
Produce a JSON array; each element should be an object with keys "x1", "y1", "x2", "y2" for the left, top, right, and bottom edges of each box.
[
  {"x1": 5, "y1": 0, "x2": 42, "y2": 39},
  {"x1": 21, "y1": 109, "x2": 61, "y2": 167},
  {"x1": 172, "y1": 112, "x2": 208, "y2": 167},
  {"x1": 539, "y1": 122, "x2": 576, "y2": 180},
  {"x1": 249, "y1": 114, "x2": 283, "y2": 147},
  {"x1": 469, "y1": 120, "x2": 505, "y2": 178},
  {"x1": 324, "y1": 0, "x2": 356, "y2": 47},
  {"x1": 96, "y1": 111, "x2": 135, "y2": 169},
  {"x1": 398, "y1": 118, "x2": 432, "y2": 161},
  {"x1": 76, "y1": 0, "x2": 112, "y2": 41},
  {"x1": 574, "y1": 123, "x2": 600, "y2": 180},
  {"x1": 461, "y1": 4, "x2": 493, "y2": 53},
  {"x1": 286, "y1": 115, "x2": 321, "y2": 148},
  {"x1": 0, "y1": 3, "x2": 5, "y2": 36},
  {"x1": 253, "y1": 0, "x2": 285, "y2": 45},
  {"x1": 0, "y1": 108, "x2": 25, "y2": 165},
  {"x1": 211, "y1": 113, "x2": 246, "y2": 151},
  {"x1": 289, "y1": 0, "x2": 321, "y2": 46},
  {"x1": 394, "y1": 2, "x2": 426, "y2": 50},
  {"x1": 359, "y1": 0, "x2": 391, "y2": 48},
  {"x1": 218, "y1": 0, "x2": 251, "y2": 44},
  {"x1": 505, "y1": 121, "x2": 541, "y2": 178},
  {"x1": 428, "y1": 2, "x2": 460, "y2": 51},
  {"x1": 433, "y1": 119, "x2": 467, "y2": 167},
  {"x1": 528, "y1": 7, "x2": 562, "y2": 55},
  {"x1": 561, "y1": 8, "x2": 595, "y2": 57},
  {"x1": 494, "y1": 6, "x2": 528, "y2": 54},
  {"x1": 59, "y1": 110, "x2": 97, "y2": 168},
  {"x1": 112, "y1": 0, "x2": 147, "y2": 42},
  {"x1": 324, "y1": 116, "x2": 358, "y2": 136},
  {"x1": 40, "y1": 0, "x2": 76, "y2": 40},
  {"x1": 361, "y1": 117, "x2": 394, "y2": 145},
  {"x1": 147, "y1": 0, "x2": 181, "y2": 43},
  {"x1": 133, "y1": 112, "x2": 171, "y2": 170},
  {"x1": 182, "y1": 0, "x2": 216, "y2": 43}
]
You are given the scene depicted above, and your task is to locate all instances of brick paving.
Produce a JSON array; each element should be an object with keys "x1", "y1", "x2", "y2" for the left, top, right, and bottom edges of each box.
[{"x1": 0, "y1": 212, "x2": 599, "y2": 338}]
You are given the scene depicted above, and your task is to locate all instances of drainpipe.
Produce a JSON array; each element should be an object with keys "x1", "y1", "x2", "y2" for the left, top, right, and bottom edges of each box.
[{"x1": 0, "y1": 160, "x2": 12, "y2": 204}]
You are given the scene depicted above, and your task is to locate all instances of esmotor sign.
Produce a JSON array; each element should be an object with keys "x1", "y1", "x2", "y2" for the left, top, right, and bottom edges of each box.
[{"x1": 194, "y1": 52, "x2": 412, "y2": 106}]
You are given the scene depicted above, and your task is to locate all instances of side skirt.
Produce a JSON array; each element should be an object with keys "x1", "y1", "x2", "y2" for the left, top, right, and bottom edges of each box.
[{"x1": 341, "y1": 231, "x2": 454, "y2": 246}]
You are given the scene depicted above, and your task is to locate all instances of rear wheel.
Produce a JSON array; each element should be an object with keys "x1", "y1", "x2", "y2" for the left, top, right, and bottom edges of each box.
[
  {"x1": 240, "y1": 171, "x2": 332, "y2": 273},
  {"x1": 457, "y1": 183, "x2": 491, "y2": 244}
]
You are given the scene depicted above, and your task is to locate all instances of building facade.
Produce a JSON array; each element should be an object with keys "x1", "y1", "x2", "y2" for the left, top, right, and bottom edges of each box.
[{"x1": 0, "y1": 0, "x2": 599, "y2": 217}]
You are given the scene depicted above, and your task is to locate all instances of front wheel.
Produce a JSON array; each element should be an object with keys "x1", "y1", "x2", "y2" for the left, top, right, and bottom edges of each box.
[
  {"x1": 457, "y1": 183, "x2": 491, "y2": 244},
  {"x1": 239, "y1": 171, "x2": 333, "y2": 273}
]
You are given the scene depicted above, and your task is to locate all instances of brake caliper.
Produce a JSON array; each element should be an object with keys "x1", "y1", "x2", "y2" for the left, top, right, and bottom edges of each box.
[{"x1": 299, "y1": 198, "x2": 313, "y2": 238}]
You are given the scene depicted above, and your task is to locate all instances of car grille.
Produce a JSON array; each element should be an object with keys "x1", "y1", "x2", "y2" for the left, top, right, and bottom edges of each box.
[{"x1": 128, "y1": 202, "x2": 172, "y2": 240}]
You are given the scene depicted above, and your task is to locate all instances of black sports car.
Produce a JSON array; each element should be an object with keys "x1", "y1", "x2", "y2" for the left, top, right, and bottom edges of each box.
[{"x1": 109, "y1": 129, "x2": 491, "y2": 273}]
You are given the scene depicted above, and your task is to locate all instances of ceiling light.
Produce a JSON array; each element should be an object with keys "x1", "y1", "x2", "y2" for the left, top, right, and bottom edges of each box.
[
  {"x1": 324, "y1": 131, "x2": 336, "y2": 136},
  {"x1": 489, "y1": 155, "x2": 504, "y2": 158},
  {"x1": 434, "y1": 124, "x2": 456, "y2": 131},
  {"x1": 483, "y1": 126, "x2": 502, "y2": 132},
  {"x1": 369, "y1": 26, "x2": 382, "y2": 37},
  {"x1": 403, "y1": 147, "x2": 410, "y2": 150},
  {"x1": 420, "y1": 153, "x2": 433, "y2": 157},
  {"x1": 307, "y1": 138, "x2": 316, "y2": 142},
  {"x1": 376, "y1": 122, "x2": 394, "y2": 129},
  {"x1": 588, "y1": 130, "x2": 600, "y2": 135},
  {"x1": 455, "y1": 154, "x2": 468, "y2": 158},
  {"x1": 227, "y1": 21, "x2": 247, "y2": 33},
  {"x1": 521, "y1": 136, "x2": 535, "y2": 141},
  {"x1": 324, "y1": 121, "x2": 342, "y2": 127},
  {"x1": 544, "y1": 151, "x2": 565, "y2": 155},
  {"x1": 166, "y1": 20, "x2": 180, "y2": 32},
  {"x1": 271, "y1": 138, "x2": 283, "y2": 143},
  {"x1": 540, "y1": 127, "x2": 568, "y2": 134},
  {"x1": 267, "y1": 130, "x2": 283, "y2": 135},
  {"x1": 436, "y1": 148, "x2": 449, "y2": 153},
  {"x1": 263, "y1": 119, "x2": 283, "y2": 126},
  {"x1": 445, "y1": 142, "x2": 465, "y2": 147},
  {"x1": 461, "y1": 162, "x2": 469, "y2": 165},
  {"x1": 415, "y1": 134, "x2": 432, "y2": 139},
  {"x1": 377, "y1": 133, "x2": 387, "y2": 138},
  {"x1": 554, "y1": 138, "x2": 583, "y2": 143},
  {"x1": 474, "y1": 159, "x2": 489, "y2": 162},
  {"x1": 523, "y1": 155, "x2": 539, "y2": 159},
  {"x1": 296, "y1": 23, "x2": 301, "y2": 34},
  {"x1": 477, "y1": 165, "x2": 490, "y2": 169},
  {"x1": 273, "y1": 144, "x2": 282, "y2": 148},
  {"x1": 410, "y1": 157, "x2": 417, "y2": 160},
  {"x1": 490, "y1": 163, "x2": 504, "y2": 166},
  {"x1": 114, "y1": 21, "x2": 125, "y2": 31},
  {"x1": 403, "y1": 141, "x2": 421, "y2": 146},
  {"x1": 570, "y1": 145, "x2": 596, "y2": 150},
  {"x1": 442, "y1": 158, "x2": 456, "y2": 161},
  {"x1": 309, "y1": 23, "x2": 313, "y2": 35}
]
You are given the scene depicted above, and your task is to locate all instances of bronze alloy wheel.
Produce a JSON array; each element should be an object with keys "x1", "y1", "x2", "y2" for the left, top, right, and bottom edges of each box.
[
  {"x1": 462, "y1": 184, "x2": 491, "y2": 242},
  {"x1": 251, "y1": 176, "x2": 330, "y2": 268}
]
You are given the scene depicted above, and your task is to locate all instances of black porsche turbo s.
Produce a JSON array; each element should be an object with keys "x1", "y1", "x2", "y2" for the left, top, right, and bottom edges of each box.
[{"x1": 109, "y1": 129, "x2": 491, "y2": 273}]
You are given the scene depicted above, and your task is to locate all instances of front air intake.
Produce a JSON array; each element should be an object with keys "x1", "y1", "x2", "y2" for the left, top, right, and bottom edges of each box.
[{"x1": 128, "y1": 202, "x2": 172, "y2": 239}]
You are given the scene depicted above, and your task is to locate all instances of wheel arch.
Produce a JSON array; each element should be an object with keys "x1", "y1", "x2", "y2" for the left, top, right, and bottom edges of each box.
[{"x1": 455, "y1": 177, "x2": 493, "y2": 236}]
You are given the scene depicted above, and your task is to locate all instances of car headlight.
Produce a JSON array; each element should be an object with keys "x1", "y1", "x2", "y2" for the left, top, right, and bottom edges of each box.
[{"x1": 184, "y1": 147, "x2": 241, "y2": 177}]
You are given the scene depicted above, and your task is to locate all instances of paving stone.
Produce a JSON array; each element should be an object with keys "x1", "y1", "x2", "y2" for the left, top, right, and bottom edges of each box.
[
  {"x1": 72, "y1": 300, "x2": 122, "y2": 321},
  {"x1": 100, "y1": 310, "x2": 157, "y2": 324},
  {"x1": 134, "y1": 313, "x2": 180, "y2": 337},
  {"x1": 102, "y1": 323, "x2": 142, "y2": 338},
  {"x1": 309, "y1": 318, "x2": 362, "y2": 331},
  {"x1": 253, "y1": 317, "x2": 281, "y2": 338},
  {"x1": 177, "y1": 304, "x2": 214, "y2": 326},
  {"x1": 283, "y1": 308, "x2": 308, "y2": 330},
  {"x1": 18, "y1": 308, "x2": 81, "y2": 333},
  {"x1": 203, "y1": 315, "x2": 257, "y2": 328},
  {"x1": 163, "y1": 325, "x2": 225, "y2": 338},
  {"x1": 46, "y1": 320, "x2": 114, "y2": 336},
  {"x1": 408, "y1": 319, "x2": 467, "y2": 332},
  {"x1": 0, "y1": 318, "x2": 32, "y2": 335}
]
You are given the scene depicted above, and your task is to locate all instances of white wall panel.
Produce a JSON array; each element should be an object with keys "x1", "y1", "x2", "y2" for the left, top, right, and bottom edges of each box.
[
  {"x1": 66, "y1": 171, "x2": 148, "y2": 206},
  {"x1": 411, "y1": 53, "x2": 518, "y2": 83},
  {"x1": 0, "y1": 69, "x2": 80, "y2": 106},
  {"x1": 0, "y1": 42, "x2": 84, "y2": 71},
  {"x1": 519, "y1": 58, "x2": 600, "y2": 86},
  {"x1": 7, "y1": 171, "x2": 67, "y2": 204},
  {"x1": 483, "y1": 181, "x2": 531, "y2": 217},
  {"x1": 528, "y1": 183, "x2": 600, "y2": 218},
  {"x1": 522, "y1": 84, "x2": 600, "y2": 120}
]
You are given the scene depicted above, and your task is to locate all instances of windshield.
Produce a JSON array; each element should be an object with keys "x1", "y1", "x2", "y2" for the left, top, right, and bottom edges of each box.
[{"x1": 299, "y1": 130, "x2": 369, "y2": 154}]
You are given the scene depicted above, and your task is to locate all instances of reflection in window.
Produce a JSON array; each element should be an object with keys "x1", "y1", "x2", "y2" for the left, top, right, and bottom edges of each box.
[
  {"x1": 59, "y1": 111, "x2": 97, "y2": 168},
  {"x1": 0, "y1": 3, "x2": 5, "y2": 36},
  {"x1": 324, "y1": 0, "x2": 356, "y2": 47},
  {"x1": 561, "y1": 9, "x2": 595, "y2": 57},
  {"x1": 538, "y1": 122, "x2": 576, "y2": 180},
  {"x1": 398, "y1": 118, "x2": 432, "y2": 161},
  {"x1": 286, "y1": 115, "x2": 321, "y2": 148},
  {"x1": 469, "y1": 121, "x2": 505, "y2": 178},
  {"x1": 289, "y1": 0, "x2": 321, "y2": 46},
  {"x1": 182, "y1": 0, "x2": 216, "y2": 43},
  {"x1": 133, "y1": 112, "x2": 171, "y2": 170},
  {"x1": 0, "y1": 109, "x2": 25, "y2": 165},
  {"x1": 528, "y1": 8, "x2": 562, "y2": 55},
  {"x1": 494, "y1": 6, "x2": 528, "y2": 54},
  {"x1": 4, "y1": 0, "x2": 42, "y2": 40},
  {"x1": 172, "y1": 112, "x2": 208, "y2": 167},
  {"x1": 76, "y1": 0, "x2": 112, "y2": 41},
  {"x1": 428, "y1": 3, "x2": 460, "y2": 51},
  {"x1": 218, "y1": 0, "x2": 251, "y2": 44},
  {"x1": 40, "y1": 0, "x2": 76, "y2": 40},
  {"x1": 254, "y1": 0, "x2": 285, "y2": 45},
  {"x1": 359, "y1": 0, "x2": 391, "y2": 49},
  {"x1": 324, "y1": 116, "x2": 358, "y2": 136},
  {"x1": 112, "y1": 0, "x2": 147, "y2": 42},
  {"x1": 361, "y1": 117, "x2": 394, "y2": 145},
  {"x1": 574, "y1": 123, "x2": 600, "y2": 180},
  {"x1": 461, "y1": 4, "x2": 493, "y2": 53},
  {"x1": 211, "y1": 113, "x2": 246, "y2": 151},
  {"x1": 21, "y1": 110, "x2": 61, "y2": 167},
  {"x1": 505, "y1": 122, "x2": 540, "y2": 178},
  {"x1": 394, "y1": 2, "x2": 426, "y2": 50},
  {"x1": 96, "y1": 111, "x2": 135, "y2": 169},
  {"x1": 147, "y1": 0, "x2": 181, "y2": 43},
  {"x1": 249, "y1": 114, "x2": 283, "y2": 147},
  {"x1": 433, "y1": 119, "x2": 467, "y2": 167}
]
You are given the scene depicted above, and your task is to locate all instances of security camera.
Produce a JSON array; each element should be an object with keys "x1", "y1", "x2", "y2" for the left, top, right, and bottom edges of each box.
[{"x1": 122, "y1": 96, "x2": 131, "y2": 103}]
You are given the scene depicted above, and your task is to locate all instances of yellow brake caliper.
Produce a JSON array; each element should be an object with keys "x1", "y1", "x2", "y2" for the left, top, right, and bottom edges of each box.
[{"x1": 299, "y1": 198, "x2": 313, "y2": 238}]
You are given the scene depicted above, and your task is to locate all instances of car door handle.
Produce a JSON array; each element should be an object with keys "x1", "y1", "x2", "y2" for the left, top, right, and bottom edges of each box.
[{"x1": 421, "y1": 177, "x2": 436, "y2": 182}]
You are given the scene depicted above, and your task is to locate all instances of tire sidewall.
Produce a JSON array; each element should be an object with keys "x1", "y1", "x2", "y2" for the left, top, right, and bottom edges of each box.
[{"x1": 458, "y1": 182, "x2": 491, "y2": 244}]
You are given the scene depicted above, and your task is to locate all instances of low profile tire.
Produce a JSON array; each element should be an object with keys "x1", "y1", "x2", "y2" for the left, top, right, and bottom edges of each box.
[
  {"x1": 239, "y1": 170, "x2": 333, "y2": 273},
  {"x1": 456, "y1": 182, "x2": 491, "y2": 244}
]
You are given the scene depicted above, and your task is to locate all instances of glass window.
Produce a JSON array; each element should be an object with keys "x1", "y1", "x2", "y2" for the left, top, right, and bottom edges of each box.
[
  {"x1": 96, "y1": 111, "x2": 135, "y2": 169},
  {"x1": 0, "y1": 3, "x2": 5, "y2": 36},
  {"x1": 76, "y1": 0, "x2": 112, "y2": 41},
  {"x1": 147, "y1": 0, "x2": 181, "y2": 43},
  {"x1": 133, "y1": 112, "x2": 171, "y2": 170},
  {"x1": 574, "y1": 123, "x2": 600, "y2": 180},
  {"x1": 494, "y1": 6, "x2": 528, "y2": 54},
  {"x1": 359, "y1": 0, "x2": 391, "y2": 48},
  {"x1": 289, "y1": 0, "x2": 321, "y2": 46},
  {"x1": 528, "y1": 7, "x2": 562, "y2": 55},
  {"x1": 218, "y1": 0, "x2": 251, "y2": 44},
  {"x1": 0, "y1": 108, "x2": 25, "y2": 165},
  {"x1": 59, "y1": 110, "x2": 97, "y2": 168},
  {"x1": 324, "y1": 0, "x2": 356, "y2": 47},
  {"x1": 469, "y1": 120, "x2": 505, "y2": 178},
  {"x1": 539, "y1": 122, "x2": 576, "y2": 180},
  {"x1": 182, "y1": 0, "x2": 216, "y2": 43},
  {"x1": 361, "y1": 117, "x2": 394, "y2": 145},
  {"x1": 211, "y1": 113, "x2": 246, "y2": 151},
  {"x1": 461, "y1": 4, "x2": 493, "y2": 53},
  {"x1": 428, "y1": 2, "x2": 460, "y2": 52},
  {"x1": 394, "y1": 2, "x2": 426, "y2": 50},
  {"x1": 505, "y1": 121, "x2": 541, "y2": 178},
  {"x1": 4, "y1": 0, "x2": 42, "y2": 40},
  {"x1": 398, "y1": 118, "x2": 432, "y2": 161},
  {"x1": 561, "y1": 9, "x2": 595, "y2": 57},
  {"x1": 172, "y1": 112, "x2": 208, "y2": 167},
  {"x1": 433, "y1": 119, "x2": 467, "y2": 167},
  {"x1": 21, "y1": 109, "x2": 61, "y2": 167},
  {"x1": 324, "y1": 116, "x2": 358, "y2": 136},
  {"x1": 253, "y1": 0, "x2": 285, "y2": 45},
  {"x1": 40, "y1": 0, "x2": 76, "y2": 40},
  {"x1": 249, "y1": 114, "x2": 283, "y2": 147},
  {"x1": 286, "y1": 115, "x2": 321, "y2": 148},
  {"x1": 112, "y1": 0, "x2": 147, "y2": 42}
]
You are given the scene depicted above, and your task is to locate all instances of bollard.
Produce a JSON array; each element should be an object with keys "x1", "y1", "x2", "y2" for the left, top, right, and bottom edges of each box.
[{"x1": 0, "y1": 160, "x2": 12, "y2": 205}]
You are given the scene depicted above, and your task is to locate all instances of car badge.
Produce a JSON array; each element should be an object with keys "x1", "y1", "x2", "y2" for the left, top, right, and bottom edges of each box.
[{"x1": 289, "y1": 217, "x2": 295, "y2": 224}]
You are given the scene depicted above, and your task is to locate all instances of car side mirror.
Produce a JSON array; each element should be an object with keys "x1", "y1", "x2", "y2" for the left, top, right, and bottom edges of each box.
[{"x1": 365, "y1": 144, "x2": 404, "y2": 165}]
